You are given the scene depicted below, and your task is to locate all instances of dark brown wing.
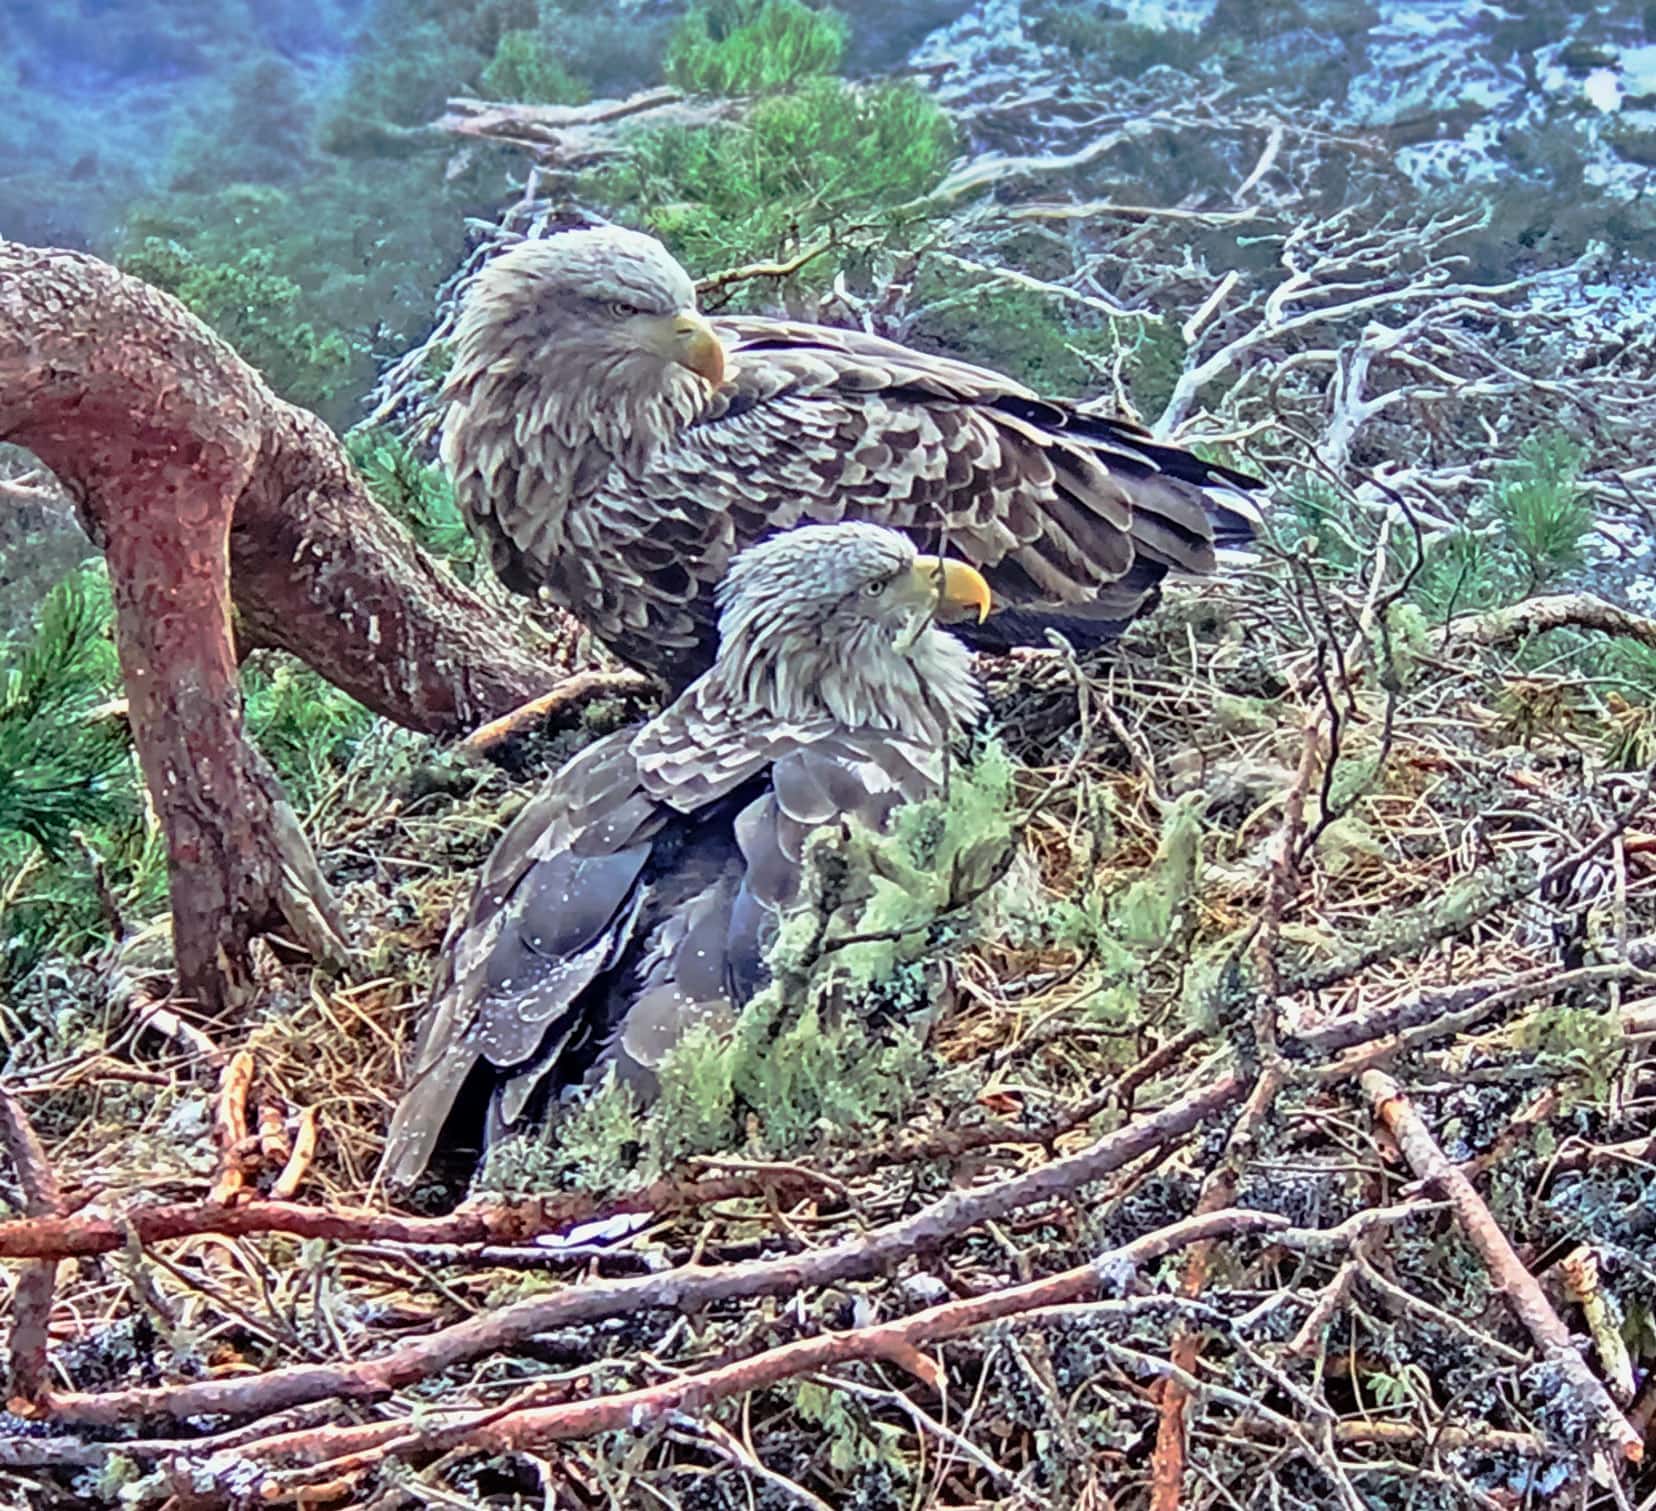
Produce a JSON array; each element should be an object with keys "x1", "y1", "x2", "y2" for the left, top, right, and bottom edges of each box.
[
  {"x1": 378, "y1": 730, "x2": 666, "y2": 1187},
  {"x1": 620, "y1": 317, "x2": 1262, "y2": 644},
  {"x1": 380, "y1": 711, "x2": 946, "y2": 1187}
]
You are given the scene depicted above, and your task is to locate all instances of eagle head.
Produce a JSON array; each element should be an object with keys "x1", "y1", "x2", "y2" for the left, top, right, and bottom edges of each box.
[
  {"x1": 709, "y1": 523, "x2": 991, "y2": 742},
  {"x1": 454, "y1": 227, "x2": 726, "y2": 398}
]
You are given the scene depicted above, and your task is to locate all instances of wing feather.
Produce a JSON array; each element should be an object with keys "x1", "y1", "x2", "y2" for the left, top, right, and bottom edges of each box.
[
  {"x1": 379, "y1": 730, "x2": 666, "y2": 1187},
  {"x1": 608, "y1": 315, "x2": 1261, "y2": 660}
]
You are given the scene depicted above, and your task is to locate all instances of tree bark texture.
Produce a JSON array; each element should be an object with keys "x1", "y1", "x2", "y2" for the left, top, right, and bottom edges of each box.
[{"x1": 0, "y1": 242, "x2": 561, "y2": 1011}]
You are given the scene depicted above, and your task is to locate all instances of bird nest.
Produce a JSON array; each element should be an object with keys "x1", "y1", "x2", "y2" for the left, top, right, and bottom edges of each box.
[{"x1": 1, "y1": 529, "x2": 1653, "y2": 1510}]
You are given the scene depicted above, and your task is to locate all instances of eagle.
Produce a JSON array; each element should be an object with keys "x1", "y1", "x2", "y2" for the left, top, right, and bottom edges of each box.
[
  {"x1": 379, "y1": 521, "x2": 992, "y2": 1187},
  {"x1": 441, "y1": 226, "x2": 1261, "y2": 694}
]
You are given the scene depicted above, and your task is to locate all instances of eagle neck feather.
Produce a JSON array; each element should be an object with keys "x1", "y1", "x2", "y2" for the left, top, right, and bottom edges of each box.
[
  {"x1": 702, "y1": 619, "x2": 983, "y2": 747},
  {"x1": 448, "y1": 334, "x2": 709, "y2": 551}
]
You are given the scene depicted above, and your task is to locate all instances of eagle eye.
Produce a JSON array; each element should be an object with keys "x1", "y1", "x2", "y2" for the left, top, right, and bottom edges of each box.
[
  {"x1": 607, "y1": 299, "x2": 642, "y2": 319},
  {"x1": 862, "y1": 576, "x2": 890, "y2": 598}
]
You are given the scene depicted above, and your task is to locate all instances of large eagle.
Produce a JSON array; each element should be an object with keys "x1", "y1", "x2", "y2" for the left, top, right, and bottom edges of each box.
[
  {"x1": 441, "y1": 226, "x2": 1261, "y2": 694},
  {"x1": 380, "y1": 522, "x2": 992, "y2": 1187}
]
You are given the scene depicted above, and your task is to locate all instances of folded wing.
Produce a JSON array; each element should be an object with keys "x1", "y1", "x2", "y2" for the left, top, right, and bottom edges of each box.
[{"x1": 380, "y1": 714, "x2": 947, "y2": 1188}]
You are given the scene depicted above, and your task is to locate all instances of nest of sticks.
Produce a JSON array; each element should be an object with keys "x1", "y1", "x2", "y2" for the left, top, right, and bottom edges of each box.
[{"x1": 0, "y1": 511, "x2": 1653, "y2": 1511}]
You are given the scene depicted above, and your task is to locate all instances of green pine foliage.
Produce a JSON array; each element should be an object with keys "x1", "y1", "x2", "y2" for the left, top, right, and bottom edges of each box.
[
  {"x1": 119, "y1": 238, "x2": 358, "y2": 412},
  {"x1": 240, "y1": 659, "x2": 375, "y2": 818},
  {"x1": 0, "y1": 562, "x2": 373, "y2": 988},
  {"x1": 665, "y1": 0, "x2": 848, "y2": 95},
  {"x1": 1407, "y1": 525, "x2": 1513, "y2": 620},
  {"x1": 346, "y1": 430, "x2": 481, "y2": 578},
  {"x1": 1491, "y1": 431, "x2": 1592, "y2": 592},
  {"x1": 0, "y1": 569, "x2": 161, "y2": 990},
  {"x1": 1270, "y1": 471, "x2": 1362, "y2": 569},
  {"x1": 907, "y1": 262, "x2": 1173, "y2": 400},
  {"x1": 0, "y1": 569, "x2": 132, "y2": 858},
  {"x1": 480, "y1": 28, "x2": 591, "y2": 102},
  {"x1": 603, "y1": 76, "x2": 954, "y2": 292}
]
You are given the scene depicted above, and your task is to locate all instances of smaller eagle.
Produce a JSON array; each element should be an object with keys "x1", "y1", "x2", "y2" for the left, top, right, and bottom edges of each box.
[
  {"x1": 379, "y1": 521, "x2": 992, "y2": 1187},
  {"x1": 441, "y1": 226, "x2": 1262, "y2": 695}
]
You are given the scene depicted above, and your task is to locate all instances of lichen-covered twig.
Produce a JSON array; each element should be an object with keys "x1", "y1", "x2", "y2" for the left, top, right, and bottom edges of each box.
[
  {"x1": 234, "y1": 1209, "x2": 1295, "y2": 1486},
  {"x1": 1360, "y1": 1070, "x2": 1644, "y2": 1464},
  {"x1": 0, "y1": 1089, "x2": 66, "y2": 1409},
  {"x1": 41, "y1": 1074, "x2": 1246, "y2": 1426}
]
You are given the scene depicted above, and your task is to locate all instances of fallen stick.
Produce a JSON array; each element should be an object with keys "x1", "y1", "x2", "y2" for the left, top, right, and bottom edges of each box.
[
  {"x1": 40, "y1": 1074, "x2": 1246, "y2": 1426},
  {"x1": 0, "y1": 1171, "x2": 826, "y2": 1263},
  {"x1": 0, "y1": 1089, "x2": 66, "y2": 1410},
  {"x1": 1360, "y1": 1070, "x2": 1643, "y2": 1464},
  {"x1": 238, "y1": 1208, "x2": 1292, "y2": 1480}
]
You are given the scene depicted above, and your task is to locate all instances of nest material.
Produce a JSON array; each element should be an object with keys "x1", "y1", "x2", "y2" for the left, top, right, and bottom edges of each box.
[{"x1": 1, "y1": 533, "x2": 1653, "y2": 1510}]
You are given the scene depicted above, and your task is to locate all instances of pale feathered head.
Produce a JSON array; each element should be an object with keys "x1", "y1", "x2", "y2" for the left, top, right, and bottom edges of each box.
[
  {"x1": 447, "y1": 228, "x2": 724, "y2": 443},
  {"x1": 706, "y1": 523, "x2": 990, "y2": 744}
]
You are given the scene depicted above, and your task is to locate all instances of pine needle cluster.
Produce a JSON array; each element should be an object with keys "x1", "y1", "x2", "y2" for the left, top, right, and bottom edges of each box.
[
  {"x1": 0, "y1": 569, "x2": 132, "y2": 858},
  {"x1": 665, "y1": 0, "x2": 847, "y2": 95}
]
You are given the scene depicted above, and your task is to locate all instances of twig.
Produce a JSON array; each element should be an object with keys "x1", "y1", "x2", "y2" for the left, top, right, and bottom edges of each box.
[
  {"x1": 1360, "y1": 1070, "x2": 1643, "y2": 1463},
  {"x1": 1442, "y1": 593, "x2": 1656, "y2": 654},
  {"x1": 40, "y1": 1075, "x2": 1245, "y2": 1425},
  {"x1": 254, "y1": 1208, "x2": 1287, "y2": 1477},
  {"x1": 1149, "y1": 1067, "x2": 1286, "y2": 1511},
  {"x1": 209, "y1": 1050, "x2": 255, "y2": 1206},
  {"x1": 269, "y1": 1109, "x2": 320, "y2": 1202},
  {"x1": 697, "y1": 240, "x2": 838, "y2": 299},
  {"x1": 459, "y1": 669, "x2": 653, "y2": 756},
  {"x1": 0, "y1": 1089, "x2": 65, "y2": 1409}
]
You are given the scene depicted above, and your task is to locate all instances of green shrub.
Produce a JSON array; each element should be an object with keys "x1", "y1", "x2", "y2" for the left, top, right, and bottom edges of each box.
[
  {"x1": 120, "y1": 238, "x2": 357, "y2": 412},
  {"x1": 1492, "y1": 431, "x2": 1592, "y2": 592},
  {"x1": 608, "y1": 77, "x2": 953, "y2": 289},
  {"x1": 1408, "y1": 526, "x2": 1516, "y2": 620},
  {"x1": 665, "y1": 0, "x2": 847, "y2": 95},
  {"x1": 480, "y1": 27, "x2": 590, "y2": 102},
  {"x1": 1027, "y1": 3, "x2": 1205, "y2": 72}
]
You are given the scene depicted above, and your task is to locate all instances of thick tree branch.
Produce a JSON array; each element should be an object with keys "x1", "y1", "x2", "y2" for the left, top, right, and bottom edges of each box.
[{"x1": 0, "y1": 243, "x2": 561, "y2": 1009}]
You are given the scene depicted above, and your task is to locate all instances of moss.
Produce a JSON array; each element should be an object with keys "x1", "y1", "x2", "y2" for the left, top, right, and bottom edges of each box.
[
  {"x1": 604, "y1": 76, "x2": 954, "y2": 292},
  {"x1": 666, "y1": 0, "x2": 847, "y2": 95},
  {"x1": 1108, "y1": 792, "x2": 1206, "y2": 953},
  {"x1": 1516, "y1": 1004, "x2": 1621, "y2": 1102}
]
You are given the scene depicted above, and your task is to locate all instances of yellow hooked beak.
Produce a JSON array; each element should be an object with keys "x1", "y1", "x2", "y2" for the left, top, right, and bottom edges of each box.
[
  {"x1": 912, "y1": 555, "x2": 992, "y2": 624},
  {"x1": 668, "y1": 309, "x2": 726, "y2": 389}
]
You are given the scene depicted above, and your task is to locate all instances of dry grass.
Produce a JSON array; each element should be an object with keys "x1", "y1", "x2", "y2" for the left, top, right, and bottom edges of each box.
[{"x1": 0, "y1": 519, "x2": 1652, "y2": 1508}]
